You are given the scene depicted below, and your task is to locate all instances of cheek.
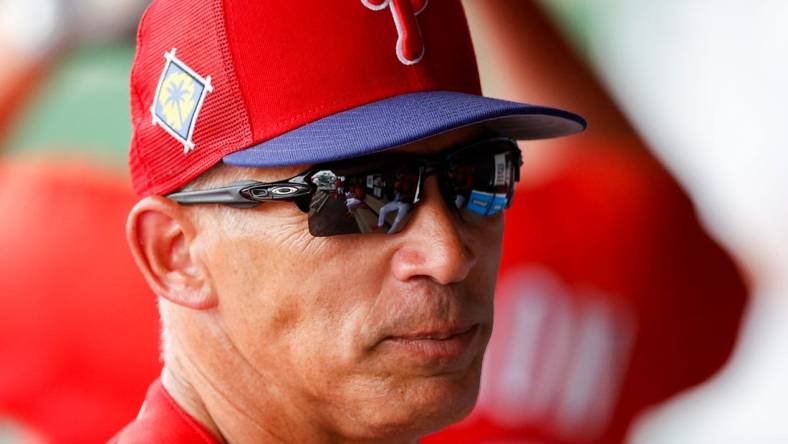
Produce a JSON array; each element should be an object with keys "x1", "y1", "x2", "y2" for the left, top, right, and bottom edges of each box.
[
  {"x1": 465, "y1": 213, "x2": 505, "y2": 274},
  {"x1": 206, "y1": 226, "x2": 391, "y2": 389},
  {"x1": 460, "y1": 216, "x2": 504, "y2": 319},
  {"x1": 284, "y1": 240, "x2": 395, "y2": 366}
]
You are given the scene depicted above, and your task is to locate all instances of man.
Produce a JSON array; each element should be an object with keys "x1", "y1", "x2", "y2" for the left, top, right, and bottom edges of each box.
[{"x1": 113, "y1": 0, "x2": 584, "y2": 442}]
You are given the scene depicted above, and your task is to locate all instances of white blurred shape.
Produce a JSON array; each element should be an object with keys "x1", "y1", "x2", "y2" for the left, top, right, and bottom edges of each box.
[
  {"x1": 570, "y1": 0, "x2": 788, "y2": 442},
  {"x1": 588, "y1": 0, "x2": 788, "y2": 282},
  {"x1": 0, "y1": 0, "x2": 62, "y2": 56},
  {"x1": 72, "y1": 0, "x2": 149, "y2": 40}
]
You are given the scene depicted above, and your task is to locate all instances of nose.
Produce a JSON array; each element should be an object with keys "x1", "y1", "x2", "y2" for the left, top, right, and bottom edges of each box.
[{"x1": 390, "y1": 176, "x2": 476, "y2": 285}]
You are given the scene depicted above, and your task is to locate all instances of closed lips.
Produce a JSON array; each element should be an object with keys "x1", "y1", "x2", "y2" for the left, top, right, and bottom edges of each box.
[{"x1": 387, "y1": 324, "x2": 478, "y2": 341}]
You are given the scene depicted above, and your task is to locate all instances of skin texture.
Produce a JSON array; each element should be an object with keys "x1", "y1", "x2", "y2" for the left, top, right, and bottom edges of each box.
[{"x1": 127, "y1": 128, "x2": 505, "y2": 443}]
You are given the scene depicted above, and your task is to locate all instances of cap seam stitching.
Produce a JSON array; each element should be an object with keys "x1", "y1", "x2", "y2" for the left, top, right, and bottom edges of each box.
[
  {"x1": 130, "y1": 76, "x2": 154, "y2": 193},
  {"x1": 218, "y1": 0, "x2": 254, "y2": 149},
  {"x1": 129, "y1": 3, "x2": 156, "y2": 194}
]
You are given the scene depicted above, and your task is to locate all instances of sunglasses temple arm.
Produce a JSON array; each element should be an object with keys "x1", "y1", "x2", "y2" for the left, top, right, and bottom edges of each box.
[{"x1": 166, "y1": 181, "x2": 261, "y2": 208}]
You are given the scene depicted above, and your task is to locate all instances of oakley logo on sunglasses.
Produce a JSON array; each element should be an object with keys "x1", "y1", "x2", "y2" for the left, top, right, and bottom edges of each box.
[
  {"x1": 361, "y1": 0, "x2": 429, "y2": 65},
  {"x1": 246, "y1": 183, "x2": 312, "y2": 200},
  {"x1": 270, "y1": 186, "x2": 301, "y2": 196}
]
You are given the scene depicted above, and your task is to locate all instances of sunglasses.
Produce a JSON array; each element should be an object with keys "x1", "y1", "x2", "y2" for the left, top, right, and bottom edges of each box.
[{"x1": 167, "y1": 137, "x2": 522, "y2": 237}]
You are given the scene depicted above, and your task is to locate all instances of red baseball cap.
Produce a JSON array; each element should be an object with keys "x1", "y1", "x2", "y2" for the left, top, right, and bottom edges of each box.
[{"x1": 129, "y1": 0, "x2": 586, "y2": 196}]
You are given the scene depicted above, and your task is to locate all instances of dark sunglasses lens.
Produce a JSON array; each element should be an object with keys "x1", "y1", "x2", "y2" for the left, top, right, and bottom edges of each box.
[
  {"x1": 307, "y1": 161, "x2": 421, "y2": 237},
  {"x1": 305, "y1": 139, "x2": 519, "y2": 237},
  {"x1": 444, "y1": 140, "x2": 517, "y2": 220}
]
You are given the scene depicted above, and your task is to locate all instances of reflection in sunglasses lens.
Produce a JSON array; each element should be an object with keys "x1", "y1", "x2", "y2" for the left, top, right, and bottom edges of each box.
[
  {"x1": 307, "y1": 140, "x2": 517, "y2": 237},
  {"x1": 308, "y1": 164, "x2": 420, "y2": 236},
  {"x1": 449, "y1": 143, "x2": 514, "y2": 221}
]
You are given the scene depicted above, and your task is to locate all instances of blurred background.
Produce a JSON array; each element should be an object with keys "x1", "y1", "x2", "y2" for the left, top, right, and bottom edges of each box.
[{"x1": 0, "y1": 0, "x2": 783, "y2": 443}]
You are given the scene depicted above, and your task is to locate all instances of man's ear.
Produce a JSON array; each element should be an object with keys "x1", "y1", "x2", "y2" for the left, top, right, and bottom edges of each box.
[{"x1": 127, "y1": 196, "x2": 217, "y2": 309}]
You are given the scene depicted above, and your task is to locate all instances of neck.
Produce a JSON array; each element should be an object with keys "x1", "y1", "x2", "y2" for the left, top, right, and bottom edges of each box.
[
  {"x1": 162, "y1": 345, "x2": 402, "y2": 444},
  {"x1": 160, "y1": 365, "x2": 224, "y2": 440},
  {"x1": 161, "y1": 353, "x2": 304, "y2": 443}
]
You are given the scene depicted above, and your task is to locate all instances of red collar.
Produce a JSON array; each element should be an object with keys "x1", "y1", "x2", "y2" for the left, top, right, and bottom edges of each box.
[{"x1": 109, "y1": 379, "x2": 221, "y2": 444}]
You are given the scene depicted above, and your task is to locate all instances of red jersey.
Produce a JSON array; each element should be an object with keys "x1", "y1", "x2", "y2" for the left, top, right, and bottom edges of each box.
[
  {"x1": 109, "y1": 379, "x2": 220, "y2": 444},
  {"x1": 426, "y1": 141, "x2": 748, "y2": 443}
]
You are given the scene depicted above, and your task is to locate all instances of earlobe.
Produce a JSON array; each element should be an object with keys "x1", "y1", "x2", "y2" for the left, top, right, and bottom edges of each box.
[{"x1": 127, "y1": 196, "x2": 217, "y2": 309}]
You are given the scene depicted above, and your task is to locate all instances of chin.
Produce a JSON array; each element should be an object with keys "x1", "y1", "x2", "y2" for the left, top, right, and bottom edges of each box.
[
  {"x1": 407, "y1": 365, "x2": 483, "y2": 431},
  {"x1": 350, "y1": 362, "x2": 483, "y2": 442}
]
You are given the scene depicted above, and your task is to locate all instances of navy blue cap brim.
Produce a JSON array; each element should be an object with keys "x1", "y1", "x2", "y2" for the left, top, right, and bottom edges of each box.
[{"x1": 223, "y1": 91, "x2": 586, "y2": 167}]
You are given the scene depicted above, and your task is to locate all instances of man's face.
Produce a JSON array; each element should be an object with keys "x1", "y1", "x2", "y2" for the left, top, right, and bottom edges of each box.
[{"x1": 189, "y1": 131, "x2": 505, "y2": 438}]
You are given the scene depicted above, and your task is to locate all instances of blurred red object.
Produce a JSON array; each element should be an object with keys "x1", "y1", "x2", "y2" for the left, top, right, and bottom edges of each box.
[
  {"x1": 0, "y1": 159, "x2": 160, "y2": 443},
  {"x1": 424, "y1": 137, "x2": 748, "y2": 444},
  {"x1": 424, "y1": 2, "x2": 749, "y2": 440}
]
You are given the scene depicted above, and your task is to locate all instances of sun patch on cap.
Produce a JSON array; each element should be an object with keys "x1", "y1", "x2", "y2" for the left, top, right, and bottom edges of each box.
[{"x1": 150, "y1": 48, "x2": 213, "y2": 153}]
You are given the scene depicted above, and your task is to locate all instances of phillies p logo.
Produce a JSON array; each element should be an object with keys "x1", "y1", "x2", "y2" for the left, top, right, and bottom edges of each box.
[{"x1": 362, "y1": 0, "x2": 429, "y2": 65}]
